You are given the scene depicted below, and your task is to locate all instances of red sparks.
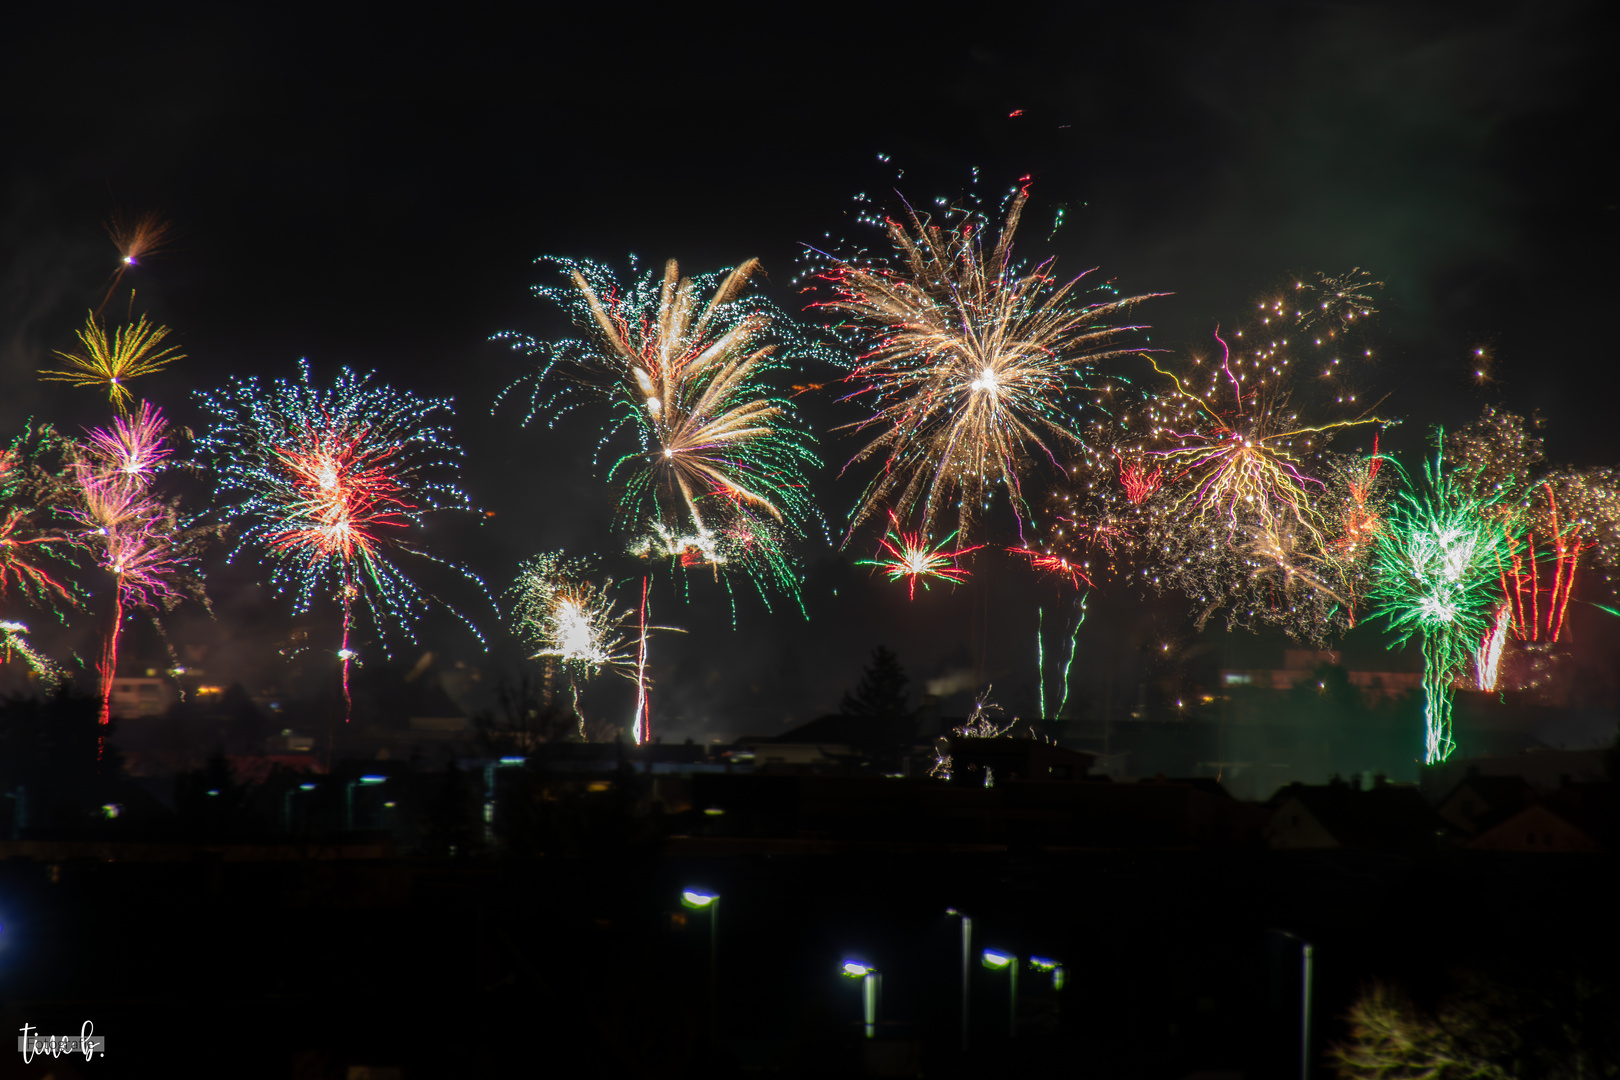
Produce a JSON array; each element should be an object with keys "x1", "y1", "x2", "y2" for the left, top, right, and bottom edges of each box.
[
  {"x1": 0, "y1": 510, "x2": 74, "y2": 603},
  {"x1": 1115, "y1": 453, "x2": 1162, "y2": 504},
  {"x1": 1007, "y1": 547, "x2": 1093, "y2": 588},
  {"x1": 270, "y1": 426, "x2": 411, "y2": 565}
]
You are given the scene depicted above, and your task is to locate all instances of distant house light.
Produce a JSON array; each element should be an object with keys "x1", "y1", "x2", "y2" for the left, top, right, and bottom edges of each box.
[{"x1": 1223, "y1": 672, "x2": 1252, "y2": 685}]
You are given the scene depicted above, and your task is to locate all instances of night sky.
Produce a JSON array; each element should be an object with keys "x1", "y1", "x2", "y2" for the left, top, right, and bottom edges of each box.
[{"x1": 3, "y1": 4, "x2": 1615, "y2": 739}]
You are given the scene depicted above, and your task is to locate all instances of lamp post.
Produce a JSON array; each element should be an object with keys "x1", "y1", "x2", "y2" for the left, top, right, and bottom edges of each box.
[
  {"x1": 1029, "y1": 955, "x2": 1066, "y2": 992},
  {"x1": 946, "y1": 908, "x2": 972, "y2": 1050},
  {"x1": 1272, "y1": 930, "x2": 1315, "y2": 1080},
  {"x1": 982, "y1": 949, "x2": 1019, "y2": 1038},
  {"x1": 841, "y1": 961, "x2": 882, "y2": 1039},
  {"x1": 683, "y1": 889, "x2": 721, "y2": 1047}
]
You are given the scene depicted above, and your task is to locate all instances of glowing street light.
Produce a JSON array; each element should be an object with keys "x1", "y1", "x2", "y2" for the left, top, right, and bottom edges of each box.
[
  {"x1": 982, "y1": 948, "x2": 1020, "y2": 1038},
  {"x1": 683, "y1": 889, "x2": 721, "y2": 1046},
  {"x1": 841, "y1": 959, "x2": 881, "y2": 1039},
  {"x1": 1029, "y1": 955, "x2": 1066, "y2": 991}
]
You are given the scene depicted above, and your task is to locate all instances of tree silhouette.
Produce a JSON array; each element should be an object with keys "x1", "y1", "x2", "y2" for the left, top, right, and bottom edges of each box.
[{"x1": 841, "y1": 646, "x2": 910, "y2": 721}]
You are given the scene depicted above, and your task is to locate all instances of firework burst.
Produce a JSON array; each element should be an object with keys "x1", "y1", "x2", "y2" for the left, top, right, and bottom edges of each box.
[
  {"x1": 1367, "y1": 442, "x2": 1522, "y2": 763},
  {"x1": 499, "y1": 256, "x2": 827, "y2": 610},
  {"x1": 1068, "y1": 280, "x2": 1392, "y2": 641},
  {"x1": 510, "y1": 552, "x2": 680, "y2": 741},
  {"x1": 196, "y1": 360, "x2": 487, "y2": 718},
  {"x1": 857, "y1": 515, "x2": 982, "y2": 600},
  {"x1": 41, "y1": 313, "x2": 184, "y2": 415},
  {"x1": 71, "y1": 406, "x2": 216, "y2": 726},
  {"x1": 0, "y1": 423, "x2": 81, "y2": 614},
  {"x1": 512, "y1": 553, "x2": 636, "y2": 674},
  {"x1": 815, "y1": 185, "x2": 1161, "y2": 542}
]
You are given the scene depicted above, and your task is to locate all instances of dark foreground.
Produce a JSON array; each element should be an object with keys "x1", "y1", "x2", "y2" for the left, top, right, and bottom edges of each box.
[{"x1": 2, "y1": 846, "x2": 1615, "y2": 1079}]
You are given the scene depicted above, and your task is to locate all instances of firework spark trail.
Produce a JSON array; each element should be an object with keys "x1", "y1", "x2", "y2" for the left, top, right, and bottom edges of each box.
[
  {"x1": 0, "y1": 620, "x2": 54, "y2": 677},
  {"x1": 498, "y1": 256, "x2": 827, "y2": 612},
  {"x1": 929, "y1": 688, "x2": 1014, "y2": 781},
  {"x1": 815, "y1": 186, "x2": 1162, "y2": 543},
  {"x1": 1474, "y1": 602, "x2": 1512, "y2": 692},
  {"x1": 857, "y1": 515, "x2": 983, "y2": 600},
  {"x1": 1008, "y1": 546, "x2": 1092, "y2": 588},
  {"x1": 196, "y1": 361, "x2": 488, "y2": 721},
  {"x1": 1367, "y1": 442, "x2": 1522, "y2": 763},
  {"x1": 40, "y1": 314, "x2": 184, "y2": 416},
  {"x1": 1035, "y1": 593, "x2": 1088, "y2": 720}
]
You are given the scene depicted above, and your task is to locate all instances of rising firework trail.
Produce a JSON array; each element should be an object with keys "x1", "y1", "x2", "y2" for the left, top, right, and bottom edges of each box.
[{"x1": 196, "y1": 361, "x2": 487, "y2": 721}]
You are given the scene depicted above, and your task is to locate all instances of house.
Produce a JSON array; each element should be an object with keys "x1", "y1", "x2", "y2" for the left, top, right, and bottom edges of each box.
[
  {"x1": 1469, "y1": 803, "x2": 1604, "y2": 852},
  {"x1": 109, "y1": 677, "x2": 177, "y2": 718},
  {"x1": 1219, "y1": 649, "x2": 1423, "y2": 703},
  {"x1": 1436, "y1": 772, "x2": 1536, "y2": 836},
  {"x1": 1422, "y1": 747, "x2": 1610, "y2": 799},
  {"x1": 1265, "y1": 777, "x2": 1442, "y2": 849}
]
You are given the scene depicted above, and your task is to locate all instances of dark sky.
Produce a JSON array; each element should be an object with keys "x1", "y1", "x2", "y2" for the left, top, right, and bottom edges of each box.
[{"x1": 3, "y1": 3, "x2": 1615, "y2": 738}]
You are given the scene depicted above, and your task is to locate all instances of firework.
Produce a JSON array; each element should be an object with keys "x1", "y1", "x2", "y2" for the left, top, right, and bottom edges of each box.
[
  {"x1": 196, "y1": 360, "x2": 486, "y2": 718},
  {"x1": 0, "y1": 423, "x2": 82, "y2": 630},
  {"x1": 929, "y1": 689, "x2": 1014, "y2": 781},
  {"x1": 72, "y1": 404, "x2": 215, "y2": 725},
  {"x1": 1047, "y1": 278, "x2": 1392, "y2": 643},
  {"x1": 1035, "y1": 593, "x2": 1087, "y2": 720},
  {"x1": 817, "y1": 186, "x2": 1160, "y2": 542},
  {"x1": 1144, "y1": 327, "x2": 1379, "y2": 537},
  {"x1": 857, "y1": 516, "x2": 982, "y2": 600},
  {"x1": 1367, "y1": 442, "x2": 1522, "y2": 763},
  {"x1": 1474, "y1": 602, "x2": 1512, "y2": 692},
  {"x1": 511, "y1": 554, "x2": 636, "y2": 677},
  {"x1": 71, "y1": 409, "x2": 215, "y2": 726},
  {"x1": 498, "y1": 255, "x2": 826, "y2": 610},
  {"x1": 0, "y1": 621, "x2": 54, "y2": 677},
  {"x1": 97, "y1": 211, "x2": 174, "y2": 316},
  {"x1": 510, "y1": 553, "x2": 680, "y2": 741},
  {"x1": 1446, "y1": 409, "x2": 1620, "y2": 652},
  {"x1": 1008, "y1": 546, "x2": 1092, "y2": 588},
  {"x1": 41, "y1": 313, "x2": 184, "y2": 415}
]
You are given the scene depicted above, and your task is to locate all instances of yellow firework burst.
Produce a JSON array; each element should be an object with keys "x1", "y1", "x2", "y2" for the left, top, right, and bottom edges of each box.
[
  {"x1": 41, "y1": 313, "x2": 184, "y2": 415},
  {"x1": 818, "y1": 187, "x2": 1160, "y2": 541}
]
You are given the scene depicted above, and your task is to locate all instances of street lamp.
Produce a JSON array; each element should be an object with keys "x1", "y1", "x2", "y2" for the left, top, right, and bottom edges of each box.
[
  {"x1": 982, "y1": 949, "x2": 1019, "y2": 1038},
  {"x1": 683, "y1": 889, "x2": 721, "y2": 1046},
  {"x1": 946, "y1": 908, "x2": 973, "y2": 1050},
  {"x1": 1029, "y1": 955, "x2": 1066, "y2": 991},
  {"x1": 1272, "y1": 929, "x2": 1315, "y2": 1080},
  {"x1": 841, "y1": 960, "x2": 881, "y2": 1039}
]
